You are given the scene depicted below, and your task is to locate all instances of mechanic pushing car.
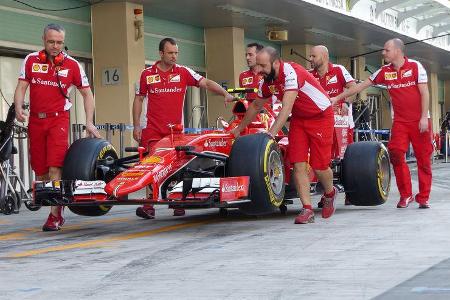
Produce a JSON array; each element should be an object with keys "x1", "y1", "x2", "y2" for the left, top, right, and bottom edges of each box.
[
  {"x1": 13, "y1": 23, "x2": 101, "y2": 231},
  {"x1": 132, "y1": 37, "x2": 234, "y2": 219},
  {"x1": 331, "y1": 38, "x2": 433, "y2": 209},
  {"x1": 231, "y1": 47, "x2": 337, "y2": 224},
  {"x1": 309, "y1": 45, "x2": 356, "y2": 206}
]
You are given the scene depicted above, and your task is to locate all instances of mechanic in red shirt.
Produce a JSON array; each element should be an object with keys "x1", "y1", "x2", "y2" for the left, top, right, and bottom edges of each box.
[
  {"x1": 331, "y1": 38, "x2": 432, "y2": 209},
  {"x1": 14, "y1": 24, "x2": 101, "y2": 231},
  {"x1": 309, "y1": 45, "x2": 356, "y2": 206},
  {"x1": 231, "y1": 47, "x2": 338, "y2": 224},
  {"x1": 239, "y1": 42, "x2": 264, "y2": 101},
  {"x1": 133, "y1": 37, "x2": 234, "y2": 219}
]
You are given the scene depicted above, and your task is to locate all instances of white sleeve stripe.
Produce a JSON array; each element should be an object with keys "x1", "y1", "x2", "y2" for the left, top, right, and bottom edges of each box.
[
  {"x1": 300, "y1": 81, "x2": 331, "y2": 111},
  {"x1": 183, "y1": 66, "x2": 203, "y2": 82},
  {"x1": 369, "y1": 68, "x2": 383, "y2": 82},
  {"x1": 283, "y1": 63, "x2": 299, "y2": 90},
  {"x1": 409, "y1": 59, "x2": 428, "y2": 83},
  {"x1": 336, "y1": 64, "x2": 354, "y2": 83}
]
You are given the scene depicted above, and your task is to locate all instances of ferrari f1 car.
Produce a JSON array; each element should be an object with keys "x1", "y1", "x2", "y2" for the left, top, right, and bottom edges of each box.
[{"x1": 32, "y1": 88, "x2": 391, "y2": 217}]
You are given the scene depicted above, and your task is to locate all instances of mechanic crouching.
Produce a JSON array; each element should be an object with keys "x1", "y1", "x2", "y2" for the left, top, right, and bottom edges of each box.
[
  {"x1": 132, "y1": 37, "x2": 234, "y2": 219},
  {"x1": 14, "y1": 24, "x2": 101, "y2": 231},
  {"x1": 231, "y1": 47, "x2": 337, "y2": 224}
]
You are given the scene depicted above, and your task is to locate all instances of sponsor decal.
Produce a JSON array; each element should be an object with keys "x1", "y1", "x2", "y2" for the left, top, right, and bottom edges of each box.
[
  {"x1": 334, "y1": 115, "x2": 349, "y2": 128},
  {"x1": 32, "y1": 63, "x2": 49, "y2": 73},
  {"x1": 327, "y1": 88, "x2": 339, "y2": 95},
  {"x1": 387, "y1": 81, "x2": 416, "y2": 89},
  {"x1": 204, "y1": 138, "x2": 227, "y2": 148},
  {"x1": 57, "y1": 69, "x2": 69, "y2": 77},
  {"x1": 153, "y1": 163, "x2": 173, "y2": 182},
  {"x1": 220, "y1": 176, "x2": 249, "y2": 201},
  {"x1": 31, "y1": 77, "x2": 67, "y2": 88},
  {"x1": 146, "y1": 74, "x2": 161, "y2": 84},
  {"x1": 401, "y1": 69, "x2": 412, "y2": 78},
  {"x1": 120, "y1": 172, "x2": 145, "y2": 178},
  {"x1": 384, "y1": 72, "x2": 397, "y2": 80},
  {"x1": 141, "y1": 155, "x2": 163, "y2": 164},
  {"x1": 327, "y1": 75, "x2": 337, "y2": 84},
  {"x1": 149, "y1": 87, "x2": 183, "y2": 93},
  {"x1": 269, "y1": 85, "x2": 279, "y2": 95},
  {"x1": 242, "y1": 76, "x2": 253, "y2": 85},
  {"x1": 169, "y1": 74, "x2": 181, "y2": 82},
  {"x1": 97, "y1": 144, "x2": 116, "y2": 160}
]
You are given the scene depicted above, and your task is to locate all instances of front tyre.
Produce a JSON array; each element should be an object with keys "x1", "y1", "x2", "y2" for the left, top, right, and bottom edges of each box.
[
  {"x1": 63, "y1": 138, "x2": 118, "y2": 216},
  {"x1": 227, "y1": 133, "x2": 285, "y2": 215}
]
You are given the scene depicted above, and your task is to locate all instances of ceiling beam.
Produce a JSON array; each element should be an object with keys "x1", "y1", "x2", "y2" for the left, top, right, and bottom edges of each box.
[
  {"x1": 417, "y1": 13, "x2": 450, "y2": 33},
  {"x1": 375, "y1": 0, "x2": 416, "y2": 17},
  {"x1": 347, "y1": 0, "x2": 360, "y2": 11},
  {"x1": 433, "y1": 23, "x2": 450, "y2": 34},
  {"x1": 397, "y1": 5, "x2": 440, "y2": 25}
]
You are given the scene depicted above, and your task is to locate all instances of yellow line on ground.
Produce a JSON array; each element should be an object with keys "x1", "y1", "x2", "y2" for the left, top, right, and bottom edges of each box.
[
  {"x1": 0, "y1": 232, "x2": 26, "y2": 241},
  {"x1": 8, "y1": 220, "x2": 212, "y2": 258}
]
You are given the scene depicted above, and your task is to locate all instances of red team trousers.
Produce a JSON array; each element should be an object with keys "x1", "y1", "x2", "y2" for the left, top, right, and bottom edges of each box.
[{"x1": 388, "y1": 120, "x2": 433, "y2": 202}]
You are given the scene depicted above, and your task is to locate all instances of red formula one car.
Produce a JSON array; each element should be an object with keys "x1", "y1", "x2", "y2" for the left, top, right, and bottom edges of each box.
[{"x1": 32, "y1": 88, "x2": 391, "y2": 217}]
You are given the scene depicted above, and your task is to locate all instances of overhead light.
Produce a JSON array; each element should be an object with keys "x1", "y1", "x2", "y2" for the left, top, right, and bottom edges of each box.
[
  {"x1": 304, "y1": 28, "x2": 355, "y2": 41},
  {"x1": 217, "y1": 4, "x2": 289, "y2": 24},
  {"x1": 266, "y1": 27, "x2": 288, "y2": 41}
]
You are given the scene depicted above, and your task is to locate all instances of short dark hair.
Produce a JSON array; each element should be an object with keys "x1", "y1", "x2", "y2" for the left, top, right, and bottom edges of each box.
[
  {"x1": 260, "y1": 46, "x2": 280, "y2": 63},
  {"x1": 247, "y1": 42, "x2": 264, "y2": 52},
  {"x1": 44, "y1": 24, "x2": 65, "y2": 35},
  {"x1": 159, "y1": 38, "x2": 177, "y2": 51}
]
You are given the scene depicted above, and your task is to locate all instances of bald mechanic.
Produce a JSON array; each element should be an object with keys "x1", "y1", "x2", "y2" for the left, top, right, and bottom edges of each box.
[
  {"x1": 309, "y1": 45, "x2": 356, "y2": 206},
  {"x1": 133, "y1": 37, "x2": 234, "y2": 219},
  {"x1": 331, "y1": 38, "x2": 432, "y2": 209},
  {"x1": 231, "y1": 47, "x2": 337, "y2": 224}
]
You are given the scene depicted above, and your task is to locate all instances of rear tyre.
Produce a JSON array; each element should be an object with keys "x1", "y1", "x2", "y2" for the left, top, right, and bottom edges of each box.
[
  {"x1": 227, "y1": 133, "x2": 285, "y2": 215},
  {"x1": 63, "y1": 138, "x2": 118, "y2": 216},
  {"x1": 342, "y1": 141, "x2": 390, "y2": 206}
]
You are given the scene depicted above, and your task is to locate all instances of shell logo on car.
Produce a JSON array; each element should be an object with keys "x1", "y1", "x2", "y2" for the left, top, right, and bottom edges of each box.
[{"x1": 141, "y1": 156, "x2": 163, "y2": 164}]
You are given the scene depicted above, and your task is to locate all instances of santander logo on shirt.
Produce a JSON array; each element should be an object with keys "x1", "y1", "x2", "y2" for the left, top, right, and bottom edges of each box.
[
  {"x1": 31, "y1": 77, "x2": 67, "y2": 88},
  {"x1": 149, "y1": 87, "x2": 183, "y2": 93},
  {"x1": 387, "y1": 81, "x2": 416, "y2": 89}
]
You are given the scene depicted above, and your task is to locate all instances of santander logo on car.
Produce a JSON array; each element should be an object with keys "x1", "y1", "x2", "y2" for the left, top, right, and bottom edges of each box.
[{"x1": 221, "y1": 183, "x2": 245, "y2": 193}]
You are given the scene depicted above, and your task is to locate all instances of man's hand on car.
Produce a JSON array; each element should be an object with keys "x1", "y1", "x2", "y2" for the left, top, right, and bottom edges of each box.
[
  {"x1": 133, "y1": 125, "x2": 142, "y2": 142},
  {"x1": 86, "y1": 123, "x2": 101, "y2": 138},
  {"x1": 224, "y1": 93, "x2": 235, "y2": 107},
  {"x1": 230, "y1": 126, "x2": 241, "y2": 138}
]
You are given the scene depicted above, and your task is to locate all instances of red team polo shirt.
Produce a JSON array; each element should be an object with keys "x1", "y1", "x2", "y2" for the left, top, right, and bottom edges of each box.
[
  {"x1": 309, "y1": 63, "x2": 355, "y2": 127},
  {"x1": 18, "y1": 52, "x2": 89, "y2": 113},
  {"x1": 369, "y1": 57, "x2": 427, "y2": 123},
  {"x1": 239, "y1": 69, "x2": 263, "y2": 101},
  {"x1": 258, "y1": 61, "x2": 332, "y2": 119},
  {"x1": 137, "y1": 62, "x2": 203, "y2": 136}
]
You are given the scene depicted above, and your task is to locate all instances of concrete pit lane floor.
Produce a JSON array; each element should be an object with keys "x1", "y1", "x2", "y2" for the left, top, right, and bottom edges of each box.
[{"x1": 1, "y1": 161, "x2": 450, "y2": 300}]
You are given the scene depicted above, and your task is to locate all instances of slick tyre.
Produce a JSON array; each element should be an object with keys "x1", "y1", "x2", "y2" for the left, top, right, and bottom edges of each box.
[
  {"x1": 63, "y1": 138, "x2": 118, "y2": 216},
  {"x1": 342, "y1": 141, "x2": 390, "y2": 206},
  {"x1": 227, "y1": 133, "x2": 285, "y2": 215}
]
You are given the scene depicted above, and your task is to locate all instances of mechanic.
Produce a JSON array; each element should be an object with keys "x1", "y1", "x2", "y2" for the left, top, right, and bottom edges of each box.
[
  {"x1": 14, "y1": 24, "x2": 101, "y2": 231},
  {"x1": 231, "y1": 47, "x2": 337, "y2": 224},
  {"x1": 133, "y1": 37, "x2": 234, "y2": 220},
  {"x1": 331, "y1": 38, "x2": 432, "y2": 209},
  {"x1": 309, "y1": 45, "x2": 356, "y2": 206},
  {"x1": 239, "y1": 42, "x2": 264, "y2": 101}
]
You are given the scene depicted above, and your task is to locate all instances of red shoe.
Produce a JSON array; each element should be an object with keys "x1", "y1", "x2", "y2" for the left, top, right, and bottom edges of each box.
[
  {"x1": 173, "y1": 208, "x2": 185, "y2": 216},
  {"x1": 294, "y1": 208, "x2": 315, "y2": 224},
  {"x1": 42, "y1": 207, "x2": 65, "y2": 231},
  {"x1": 136, "y1": 205, "x2": 155, "y2": 219},
  {"x1": 415, "y1": 196, "x2": 430, "y2": 209},
  {"x1": 397, "y1": 196, "x2": 413, "y2": 208},
  {"x1": 321, "y1": 187, "x2": 337, "y2": 219}
]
